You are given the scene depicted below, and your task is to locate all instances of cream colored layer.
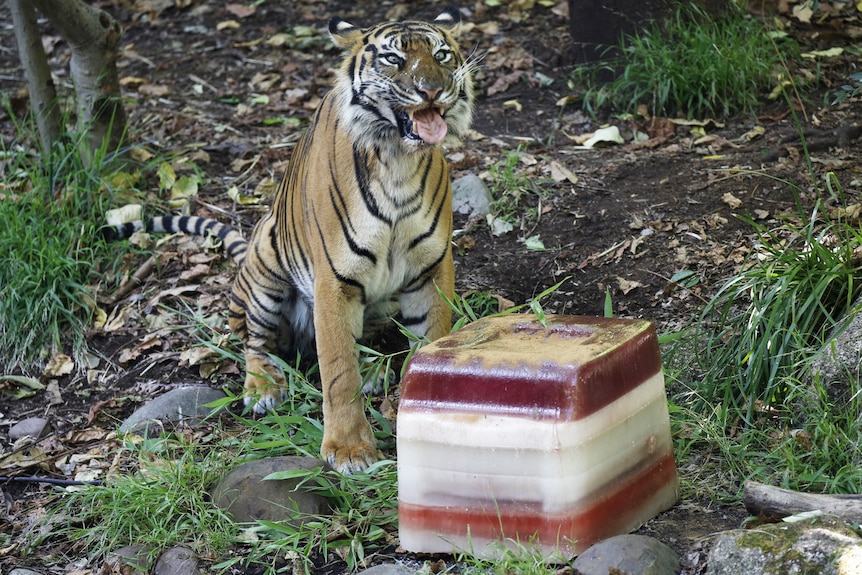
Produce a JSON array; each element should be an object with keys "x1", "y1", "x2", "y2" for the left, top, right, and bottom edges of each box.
[
  {"x1": 397, "y1": 372, "x2": 672, "y2": 509},
  {"x1": 398, "y1": 371, "x2": 665, "y2": 449}
]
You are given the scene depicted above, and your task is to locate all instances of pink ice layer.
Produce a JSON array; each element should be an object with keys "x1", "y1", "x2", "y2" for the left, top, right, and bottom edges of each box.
[{"x1": 396, "y1": 314, "x2": 679, "y2": 560}]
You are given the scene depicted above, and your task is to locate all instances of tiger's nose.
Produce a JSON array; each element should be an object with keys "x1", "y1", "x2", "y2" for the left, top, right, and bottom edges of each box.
[{"x1": 417, "y1": 85, "x2": 442, "y2": 102}]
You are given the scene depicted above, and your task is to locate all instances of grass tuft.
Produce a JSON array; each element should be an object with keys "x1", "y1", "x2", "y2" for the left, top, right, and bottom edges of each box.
[
  {"x1": 0, "y1": 103, "x2": 137, "y2": 372},
  {"x1": 665, "y1": 171, "x2": 862, "y2": 497},
  {"x1": 574, "y1": 4, "x2": 795, "y2": 118},
  {"x1": 53, "y1": 436, "x2": 239, "y2": 563},
  {"x1": 694, "y1": 191, "x2": 862, "y2": 422}
]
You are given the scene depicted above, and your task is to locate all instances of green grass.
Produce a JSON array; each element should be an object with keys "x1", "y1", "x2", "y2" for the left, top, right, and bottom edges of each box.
[
  {"x1": 51, "y1": 435, "x2": 239, "y2": 566},
  {"x1": 1, "y1": 140, "x2": 111, "y2": 371},
  {"x1": 694, "y1": 188, "x2": 862, "y2": 422},
  {"x1": 665, "y1": 172, "x2": 862, "y2": 497},
  {"x1": 487, "y1": 146, "x2": 550, "y2": 233},
  {"x1": 573, "y1": 3, "x2": 795, "y2": 118},
  {"x1": 0, "y1": 101, "x2": 145, "y2": 373}
]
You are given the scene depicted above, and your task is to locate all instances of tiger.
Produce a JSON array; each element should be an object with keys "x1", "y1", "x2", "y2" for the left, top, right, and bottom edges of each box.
[{"x1": 107, "y1": 8, "x2": 475, "y2": 474}]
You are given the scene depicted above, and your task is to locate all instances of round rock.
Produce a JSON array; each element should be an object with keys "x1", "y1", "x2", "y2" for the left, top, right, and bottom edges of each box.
[
  {"x1": 452, "y1": 173, "x2": 492, "y2": 219},
  {"x1": 8, "y1": 417, "x2": 49, "y2": 441},
  {"x1": 154, "y1": 545, "x2": 199, "y2": 575},
  {"x1": 355, "y1": 564, "x2": 417, "y2": 575},
  {"x1": 572, "y1": 534, "x2": 680, "y2": 575},
  {"x1": 120, "y1": 386, "x2": 227, "y2": 437},
  {"x1": 211, "y1": 456, "x2": 333, "y2": 527}
]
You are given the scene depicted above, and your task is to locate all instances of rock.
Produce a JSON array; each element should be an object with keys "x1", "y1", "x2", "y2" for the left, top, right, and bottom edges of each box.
[
  {"x1": 356, "y1": 564, "x2": 417, "y2": 575},
  {"x1": 210, "y1": 456, "x2": 333, "y2": 527},
  {"x1": 154, "y1": 546, "x2": 199, "y2": 575},
  {"x1": 451, "y1": 173, "x2": 492, "y2": 219},
  {"x1": 706, "y1": 515, "x2": 862, "y2": 575},
  {"x1": 572, "y1": 534, "x2": 680, "y2": 575},
  {"x1": 9, "y1": 569, "x2": 44, "y2": 575},
  {"x1": 8, "y1": 417, "x2": 49, "y2": 441},
  {"x1": 810, "y1": 310, "x2": 862, "y2": 398},
  {"x1": 105, "y1": 544, "x2": 152, "y2": 574},
  {"x1": 119, "y1": 386, "x2": 227, "y2": 437}
]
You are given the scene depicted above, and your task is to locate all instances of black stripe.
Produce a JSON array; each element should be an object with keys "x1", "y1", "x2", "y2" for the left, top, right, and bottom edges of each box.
[
  {"x1": 402, "y1": 243, "x2": 449, "y2": 293},
  {"x1": 353, "y1": 146, "x2": 391, "y2": 225},
  {"x1": 329, "y1": 181, "x2": 377, "y2": 264},
  {"x1": 409, "y1": 184, "x2": 447, "y2": 250},
  {"x1": 312, "y1": 210, "x2": 366, "y2": 304},
  {"x1": 399, "y1": 312, "x2": 428, "y2": 326}
]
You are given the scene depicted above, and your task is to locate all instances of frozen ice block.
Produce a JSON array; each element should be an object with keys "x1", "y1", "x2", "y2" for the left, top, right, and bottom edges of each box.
[{"x1": 396, "y1": 314, "x2": 678, "y2": 560}]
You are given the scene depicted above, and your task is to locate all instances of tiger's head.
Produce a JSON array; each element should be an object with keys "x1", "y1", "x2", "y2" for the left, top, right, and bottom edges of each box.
[{"x1": 328, "y1": 8, "x2": 475, "y2": 151}]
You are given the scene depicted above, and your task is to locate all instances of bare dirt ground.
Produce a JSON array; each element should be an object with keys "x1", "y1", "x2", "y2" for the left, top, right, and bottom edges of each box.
[{"x1": 1, "y1": 0, "x2": 862, "y2": 573}]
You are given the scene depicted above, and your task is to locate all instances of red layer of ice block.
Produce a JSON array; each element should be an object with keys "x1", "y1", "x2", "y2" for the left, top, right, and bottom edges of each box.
[{"x1": 399, "y1": 315, "x2": 662, "y2": 420}]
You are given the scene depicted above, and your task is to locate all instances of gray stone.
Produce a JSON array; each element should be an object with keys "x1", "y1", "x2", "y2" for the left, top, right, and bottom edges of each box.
[
  {"x1": 572, "y1": 534, "x2": 680, "y2": 575},
  {"x1": 356, "y1": 564, "x2": 417, "y2": 575},
  {"x1": 8, "y1": 417, "x2": 49, "y2": 441},
  {"x1": 452, "y1": 173, "x2": 493, "y2": 219},
  {"x1": 154, "y1": 546, "x2": 200, "y2": 575},
  {"x1": 705, "y1": 515, "x2": 862, "y2": 575},
  {"x1": 119, "y1": 386, "x2": 227, "y2": 437},
  {"x1": 9, "y1": 569, "x2": 44, "y2": 575},
  {"x1": 210, "y1": 456, "x2": 333, "y2": 527},
  {"x1": 106, "y1": 544, "x2": 152, "y2": 574},
  {"x1": 810, "y1": 308, "x2": 862, "y2": 388}
]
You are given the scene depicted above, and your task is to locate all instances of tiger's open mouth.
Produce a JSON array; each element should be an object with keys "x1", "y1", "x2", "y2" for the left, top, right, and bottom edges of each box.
[{"x1": 397, "y1": 107, "x2": 448, "y2": 144}]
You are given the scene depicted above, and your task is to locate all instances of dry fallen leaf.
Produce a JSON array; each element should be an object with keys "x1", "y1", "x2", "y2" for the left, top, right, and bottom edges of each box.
[
  {"x1": 179, "y1": 263, "x2": 211, "y2": 282},
  {"x1": 580, "y1": 126, "x2": 625, "y2": 148},
  {"x1": 548, "y1": 161, "x2": 579, "y2": 184},
  {"x1": 225, "y1": 3, "x2": 256, "y2": 18},
  {"x1": 618, "y1": 277, "x2": 645, "y2": 295},
  {"x1": 105, "y1": 204, "x2": 142, "y2": 226},
  {"x1": 721, "y1": 192, "x2": 743, "y2": 209},
  {"x1": 138, "y1": 83, "x2": 171, "y2": 97},
  {"x1": 503, "y1": 99, "x2": 523, "y2": 112},
  {"x1": 44, "y1": 353, "x2": 74, "y2": 378}
]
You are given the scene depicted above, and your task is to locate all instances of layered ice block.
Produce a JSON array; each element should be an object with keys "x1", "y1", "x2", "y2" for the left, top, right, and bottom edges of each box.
[{"x1": 396, "y1": 314, "x2": 678, "y2": 560}]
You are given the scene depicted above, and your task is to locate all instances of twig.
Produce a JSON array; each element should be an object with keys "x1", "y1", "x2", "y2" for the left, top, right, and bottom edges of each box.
[
  {"x1": 0, "y1": 475, "x2": 104, "y2": 486},
  {"x1": 106, "y1": 255, "x2": 156, "y2": 305}
]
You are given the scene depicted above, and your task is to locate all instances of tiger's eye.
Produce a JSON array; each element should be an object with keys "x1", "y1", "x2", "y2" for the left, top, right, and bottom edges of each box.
[
  {"x1": 434, "y1": 50, "x2": 452, "y2": 64},
  {"x1": 380, "y1": 53, "x2": 403, "y2": 66}
]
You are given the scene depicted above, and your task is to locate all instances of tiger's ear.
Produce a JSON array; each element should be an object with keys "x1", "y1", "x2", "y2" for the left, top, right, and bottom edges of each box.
[
  {"x1": 433, "y1": 7, "x2": 462, "y2": 34},
  {"x1": 328, "y1": 17, "x2": 363, "y2": 50}
]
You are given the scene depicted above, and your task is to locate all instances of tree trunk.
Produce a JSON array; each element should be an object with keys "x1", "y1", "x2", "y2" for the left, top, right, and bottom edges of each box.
[
  {"x1": 8, "y1": 0, "x2": 61, "y2": 156},
  {"x1": 30, "y1": 0, "x2": 127, "y2": 165}
]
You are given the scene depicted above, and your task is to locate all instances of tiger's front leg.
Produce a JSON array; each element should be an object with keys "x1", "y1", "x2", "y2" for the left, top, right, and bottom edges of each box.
[
  {"x1": 313, "y1": 278, "x2": 383, "y2": 474},
  {"x1": 227, "y1": 263, "x2": 298, "y2": 413}
]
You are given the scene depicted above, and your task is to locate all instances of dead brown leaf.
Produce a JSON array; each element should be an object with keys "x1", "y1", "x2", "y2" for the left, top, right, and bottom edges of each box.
[{"x1": 225, "y1": 3, "x2": 256, "y2": 18}]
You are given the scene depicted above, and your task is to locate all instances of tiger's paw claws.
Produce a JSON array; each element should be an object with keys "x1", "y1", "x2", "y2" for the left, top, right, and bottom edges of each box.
[{"x1": 322, "y1": 441, "x2": 383, "y2": 475}]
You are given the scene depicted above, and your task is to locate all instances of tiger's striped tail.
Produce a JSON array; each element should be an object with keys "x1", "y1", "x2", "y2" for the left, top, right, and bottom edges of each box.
[{"x1": 104, "y1": 215, "x2": 248, "y2": 265}]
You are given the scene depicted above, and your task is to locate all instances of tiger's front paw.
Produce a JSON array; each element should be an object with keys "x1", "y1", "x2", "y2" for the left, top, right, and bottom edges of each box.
[
  {"x1": 243, "y1": 356, "x2": 286, "y2": 414},
  {"x1": 321, "y1": 428, "x2": 383, "y2": 474},
  {"x1": 243, "y1": 389, "x2": 285, "y2": 414}
]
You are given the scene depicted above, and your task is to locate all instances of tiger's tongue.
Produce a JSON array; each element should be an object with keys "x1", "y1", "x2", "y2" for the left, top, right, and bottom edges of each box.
[{"x1": 412, "y1": 108, "x2": 448, "y2": 144}]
